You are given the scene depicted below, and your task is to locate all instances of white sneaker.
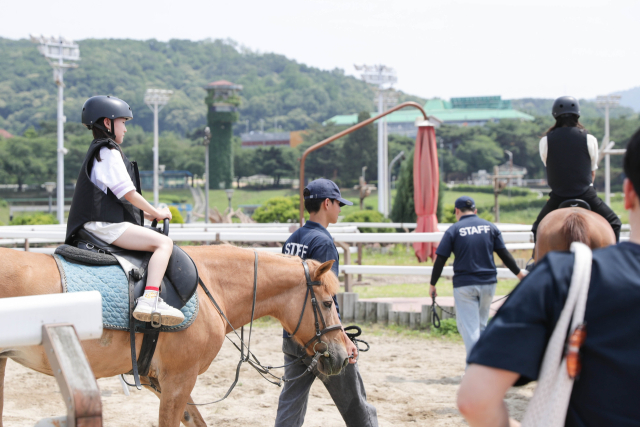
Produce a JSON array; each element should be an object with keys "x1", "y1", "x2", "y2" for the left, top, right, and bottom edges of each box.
[{"x1": 133, "y1": 291, "x2": 185, "y2": 326}]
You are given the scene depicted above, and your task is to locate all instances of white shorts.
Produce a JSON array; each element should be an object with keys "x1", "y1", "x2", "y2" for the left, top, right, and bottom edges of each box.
[{"x1": 83, "y1": 221, "x2": 133, "y2": 244}]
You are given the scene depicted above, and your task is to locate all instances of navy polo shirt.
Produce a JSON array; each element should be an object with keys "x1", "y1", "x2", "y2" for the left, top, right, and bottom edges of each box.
[
  {"x1": 469, "y1": 242, "x2": 640, "y2": 426},
  {"x1": 436, "y1": 214, "x2": 506, "y2": 287},
  {"x1": 281, "y1": 221, "x2": 340, "y2": 338}
]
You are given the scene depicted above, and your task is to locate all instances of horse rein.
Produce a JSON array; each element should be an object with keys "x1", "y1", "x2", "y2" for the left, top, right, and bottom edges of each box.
[{"x1": 188, "y1": 252, "x2": 343, "y2": 406}]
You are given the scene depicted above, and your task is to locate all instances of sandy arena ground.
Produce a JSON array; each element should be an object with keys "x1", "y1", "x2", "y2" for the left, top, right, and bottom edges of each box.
[{"x1": 2, "y1": 326, "x2": 534, "y2": 426}]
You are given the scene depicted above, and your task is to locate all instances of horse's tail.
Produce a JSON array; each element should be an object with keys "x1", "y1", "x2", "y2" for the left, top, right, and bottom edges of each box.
[{"x1": 561, "y1": 211, "x2": 590, "y2": 247}]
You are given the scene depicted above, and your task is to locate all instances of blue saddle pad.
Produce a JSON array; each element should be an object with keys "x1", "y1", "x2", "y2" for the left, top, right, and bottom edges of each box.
[{"x1": 54, "y1": 254, "x2": 198, "y2": 332}]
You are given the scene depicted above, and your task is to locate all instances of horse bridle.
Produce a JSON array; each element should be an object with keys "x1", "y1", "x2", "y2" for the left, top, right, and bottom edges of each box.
[
  {"x1": 187, "y1": 253, "x2": 344, "y2": 406},
  {"x1": 287, "y1": 260, "x2": 343, "y2": 354}
]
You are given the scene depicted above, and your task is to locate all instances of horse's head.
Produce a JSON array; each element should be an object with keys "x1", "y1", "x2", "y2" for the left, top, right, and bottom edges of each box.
[{"x1": 282, "y1": 259, "x2": 349, "y2": 376}]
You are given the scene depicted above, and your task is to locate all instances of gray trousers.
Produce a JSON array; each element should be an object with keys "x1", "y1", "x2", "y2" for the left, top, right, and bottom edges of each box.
[
  {"x1": 275, "y1": 339, "x2": 378, "y2": 427},
  {"x1": 453, "y1": 283, "x2": 497, "y2": 359}
]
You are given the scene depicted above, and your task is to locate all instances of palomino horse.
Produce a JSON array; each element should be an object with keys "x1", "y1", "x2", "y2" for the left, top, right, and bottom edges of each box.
[
  {"x1": 535, "y1": 207, "x2": 617, "y2": 262},
  {"x1": 0, "y1": 245, "x2": 349, "y2": 426}
]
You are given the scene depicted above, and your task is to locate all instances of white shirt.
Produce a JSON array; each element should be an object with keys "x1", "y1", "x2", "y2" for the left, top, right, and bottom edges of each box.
[
  {"x1": 539, "y1": 134, "x2": 599, "y2": 171},
  {"x1": 90, "y1": 147, "x2": 136, "y2": 199}
]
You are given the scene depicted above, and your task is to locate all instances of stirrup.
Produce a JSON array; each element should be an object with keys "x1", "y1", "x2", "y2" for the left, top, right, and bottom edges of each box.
[{"x1": 150, "y1": 293, "x2": 162, "y2": 329}]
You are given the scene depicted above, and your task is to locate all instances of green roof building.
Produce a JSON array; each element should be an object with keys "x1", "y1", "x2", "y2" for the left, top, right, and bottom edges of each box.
[{"x1": 325, "y1": 96, "x2": 534, "y2": 137}]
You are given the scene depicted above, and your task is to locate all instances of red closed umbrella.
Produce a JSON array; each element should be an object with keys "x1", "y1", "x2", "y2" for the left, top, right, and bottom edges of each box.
[{"x1": 413, "y1": 125, "x2": 439, "y2": 262}]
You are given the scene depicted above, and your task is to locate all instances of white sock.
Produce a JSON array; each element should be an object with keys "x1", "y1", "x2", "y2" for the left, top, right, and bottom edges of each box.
[{"x1": 143, "y1": 289, "x2": 159, "y2": 298}]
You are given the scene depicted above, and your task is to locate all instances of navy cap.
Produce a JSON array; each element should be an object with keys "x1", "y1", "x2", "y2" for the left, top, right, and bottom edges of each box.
[
  {"x1": 454, "y1": 196, "x2": 476, "y2": 210},
  {"x1": 304, "y1": 178, "x2": 353, "y2": 206}
]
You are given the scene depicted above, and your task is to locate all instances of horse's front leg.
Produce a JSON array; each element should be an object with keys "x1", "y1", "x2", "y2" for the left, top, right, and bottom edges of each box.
[
  {"x1": 0, "y1": 358, "x2": 6, "y2": 427},
  {"x1": 157, "y1": 368, "x2": 204, "y2": 427},
  {"x1": 141, "y1": 375, "x2": 207, "y2": 427}
]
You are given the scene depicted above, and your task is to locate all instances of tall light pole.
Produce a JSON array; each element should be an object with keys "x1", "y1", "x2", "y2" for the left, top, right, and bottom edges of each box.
[
  {"x1": 355, "y1": 64, "x2": 397, "y2": 216},
  {"x1": 504, "y1": 150, "x2": 513, "y2": 198},
  {"x1": 31, "y1": 35, "x2": 80, "y2": 225},
  {"x1": 596, "y1": 95, "x2": 620, "y2": 205},
  {"x1": 144, "y1": 89, "x2": 173, "y2": 207},
  {"x1": 225, "y1": 189, "x2": 234, "y2": 213},
  {"x1": 203, "y1": 127, "x2": 211, "y2": 223},
  {"x1": 388, "y1": 151, "x2": 405, "y2": 215}
]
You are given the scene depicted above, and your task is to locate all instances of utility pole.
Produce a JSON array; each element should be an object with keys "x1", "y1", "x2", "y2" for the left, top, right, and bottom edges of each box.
[
  {"x1": 596, "y1": 95, "x2": 620, "y2": 205},
  {"x1": 355, "y1": 64, "x2": 397, "y2": 217},
  {"x1": 388, "y1": 151, "x2": 405, "y2": 214},
  {"x1": 260, "y1": 119, "x2": 264, "y2": 133},
  {"x1": 31, "y1": 35, "x2": 80, "y2": 225},
  {"x1": 144, "y1": 89, "x2": 173, "y2": 207},
  {"x1": 203, "y1": 127, "x2": 211, "y2": 223},
  {"x1": 504, "y1": 150, "x2": 513, "y2": 198}
]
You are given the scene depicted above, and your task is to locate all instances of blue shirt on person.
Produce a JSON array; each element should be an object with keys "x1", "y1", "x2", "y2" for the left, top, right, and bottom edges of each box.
[
  {"x1": 281, "y1": 220, "x2": 340, "y2": 338},
  {"x1": 435, "y1": 214, "x2": 506, "y2": 287},
  {"x1": 469, "y1": 242, "x2": 640, "y2": 426}
]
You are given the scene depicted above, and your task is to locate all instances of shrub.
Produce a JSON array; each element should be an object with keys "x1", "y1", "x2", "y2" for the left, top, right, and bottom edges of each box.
[
  {"x1": 430, "y1": 318, "x2": 459, "y2": 336},
  {"x1": 341, "y1": 210, "x2": 392, "y2": 233},
  {"x1": 169, "y1": 206, "x2": 184, "y2": 224},
  {"x1": 451, "y1": 185, "x2": 533, "y2": 197},
  {"x1": 10, "y1": 213, "x2": 58, "y2": 225},
  {"x1": 253, "y1": 196, "x2": 308, "y2": 223}
]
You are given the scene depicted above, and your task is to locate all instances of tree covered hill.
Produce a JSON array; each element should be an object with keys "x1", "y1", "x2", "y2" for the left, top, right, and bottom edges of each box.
[{"x1": 1, "y1": 37, "x2": 426, "y2": 135}]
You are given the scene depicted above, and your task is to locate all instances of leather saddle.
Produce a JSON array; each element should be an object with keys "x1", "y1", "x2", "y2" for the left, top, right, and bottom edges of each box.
[
  {"x1": 56, "y1": 225, "x2": 200, "y2": 390},
  {"x1": 558, "y1": 199, "x2": 591, "y2": 211},
  {"x1": 69, "y1": 228, "x2": 198, "y2": 310}
]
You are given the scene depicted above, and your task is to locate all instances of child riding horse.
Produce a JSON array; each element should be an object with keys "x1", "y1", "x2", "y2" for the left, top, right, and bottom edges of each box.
[{"x1": 531, "y1": 96, "x2": 622, "y2": 245}]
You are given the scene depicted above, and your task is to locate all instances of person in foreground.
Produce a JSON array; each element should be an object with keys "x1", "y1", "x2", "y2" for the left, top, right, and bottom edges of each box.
[
  {"x1": 457, "y1": 128, "x2": 640, "y2": 426},
  {"x1": 65, "y1": 95, "x2": 183, "y2": 326},
  {"x1": 275, "y1": 178, "x2": 378, "y2": 427},
  {"x1": 430, "y1": 196, "x2": 527, "y2": 358}
]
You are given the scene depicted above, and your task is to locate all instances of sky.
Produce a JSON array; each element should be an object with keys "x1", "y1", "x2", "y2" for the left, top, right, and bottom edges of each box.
[{"x1": 3, "y1": 0, "x2": 639, "y2": 101}]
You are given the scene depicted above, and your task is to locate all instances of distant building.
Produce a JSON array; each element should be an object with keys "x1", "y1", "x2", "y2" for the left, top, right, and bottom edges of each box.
[
  {"x1": 240, "y1": 130, "x2": 307, "y2": 149},
  {"x1": 325, "y1": 96, "x2": 535, "y2": 137},
  {"x1": 472, "y1": 162, "x2": 528, "y2": 186},
  {"x1": 0, "y1": 129, "x2": 14, "y2": 139}
]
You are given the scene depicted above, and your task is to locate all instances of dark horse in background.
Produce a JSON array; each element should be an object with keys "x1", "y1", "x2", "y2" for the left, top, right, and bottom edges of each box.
[{"x1": 535, "y1": 202, "x2": 617, "y2": 262}]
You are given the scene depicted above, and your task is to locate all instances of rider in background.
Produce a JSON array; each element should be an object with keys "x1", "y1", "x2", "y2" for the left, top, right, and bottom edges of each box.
[
  {"x1": 276, "y1": 178, "x2": 378, "y2": 427},
  {"x1": 65, "y1": 95, "x2": 183, "y2": 326},
  {"x1": 532, "y1": 96, "x2": 621, "y2": 244}
]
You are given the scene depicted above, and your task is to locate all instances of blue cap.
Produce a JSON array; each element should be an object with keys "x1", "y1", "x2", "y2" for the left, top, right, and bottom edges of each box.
[
  {"x1": 454, "y1": 196, "x2": 475, "y2": 210},
  {"x1": 305, "y1": 178, "x2": 353, "y2": 206}
]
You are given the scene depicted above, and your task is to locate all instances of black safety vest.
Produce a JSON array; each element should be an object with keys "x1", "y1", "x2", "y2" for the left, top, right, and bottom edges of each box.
[
  {"x1": 546, "y1": 127, "x2": 592, "y2": 198},
  {"x1": 65, "y1": 138, "x2": 143, "y2": 244}
]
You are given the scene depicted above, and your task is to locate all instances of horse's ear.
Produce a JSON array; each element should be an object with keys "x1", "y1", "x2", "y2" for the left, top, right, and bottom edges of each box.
[{"x1": 312, "y1": 260, "x2": 334, "y2": 281}]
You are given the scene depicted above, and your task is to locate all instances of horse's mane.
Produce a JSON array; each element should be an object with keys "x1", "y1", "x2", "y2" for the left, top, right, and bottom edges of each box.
[
  {"x1": 210, "y1": 245, "x2": 340, "y2": 295},
  {"x1": 561, "y1": 211, "x2": 590, "y2": 246}
]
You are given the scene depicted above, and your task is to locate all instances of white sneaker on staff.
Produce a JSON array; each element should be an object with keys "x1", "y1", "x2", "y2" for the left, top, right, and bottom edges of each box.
[{"x1": 133, "y1": 291, "x2": 184, "y2": 326}]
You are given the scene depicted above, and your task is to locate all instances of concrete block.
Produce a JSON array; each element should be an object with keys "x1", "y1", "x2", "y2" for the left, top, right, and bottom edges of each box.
[
  {"x1": 398, "y1": 311, "x2": 411, "y2": 328},
  {"x1": 409, "y1": 312, "x2": 420, "y2": 330},
  {"x1": 377, "y1": 303, "x2": 392, "y2": 325},
  {"x1": 388, "y1": 310, "x2": 398, "y2": 326},
  {"x1": 420, "y1": 305, "x2": 432, "y2": 328},
  {"x1": 441, "y1": 306, "x2": 456, "y2": 320},
  {"x1": 365, "y1": 302, "x2": 377, "y2": 323},
  {"x1": 356, "y1": 301, "x2": 366, "y2": 323},
  {"x1": 341, "y1": 292, "x2": 358, "y2": 322}
]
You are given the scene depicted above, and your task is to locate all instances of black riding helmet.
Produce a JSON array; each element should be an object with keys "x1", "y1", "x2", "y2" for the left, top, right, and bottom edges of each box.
[
  {"x1": 552, "y1": 96, "x2": 580, "y2": 118},
  {"x1": 82, "y1": 95, "x2": 133, "y2": 130}
]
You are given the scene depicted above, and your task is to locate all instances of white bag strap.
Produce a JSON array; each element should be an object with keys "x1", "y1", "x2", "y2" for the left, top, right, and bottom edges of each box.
[{"x1": 521, "y1": 242, "x2": 592, "y2": 427}]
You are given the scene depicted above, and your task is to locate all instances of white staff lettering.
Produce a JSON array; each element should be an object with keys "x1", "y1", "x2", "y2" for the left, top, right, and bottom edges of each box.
[{"x1": 459, "y1": 225, "x2": 491, "y2": 237}]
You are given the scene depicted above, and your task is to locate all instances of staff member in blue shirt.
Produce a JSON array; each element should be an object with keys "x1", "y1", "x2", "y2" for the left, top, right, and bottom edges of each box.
[
  {"x1": 275, "y1": 178, "x2": 378, "y2": 427},
  {"x1": 430, "y1": 196, "x2": 527, "y2": 358},
  {"x1": 457, "y1": 128, "x2": 640, "y2": 427}
]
